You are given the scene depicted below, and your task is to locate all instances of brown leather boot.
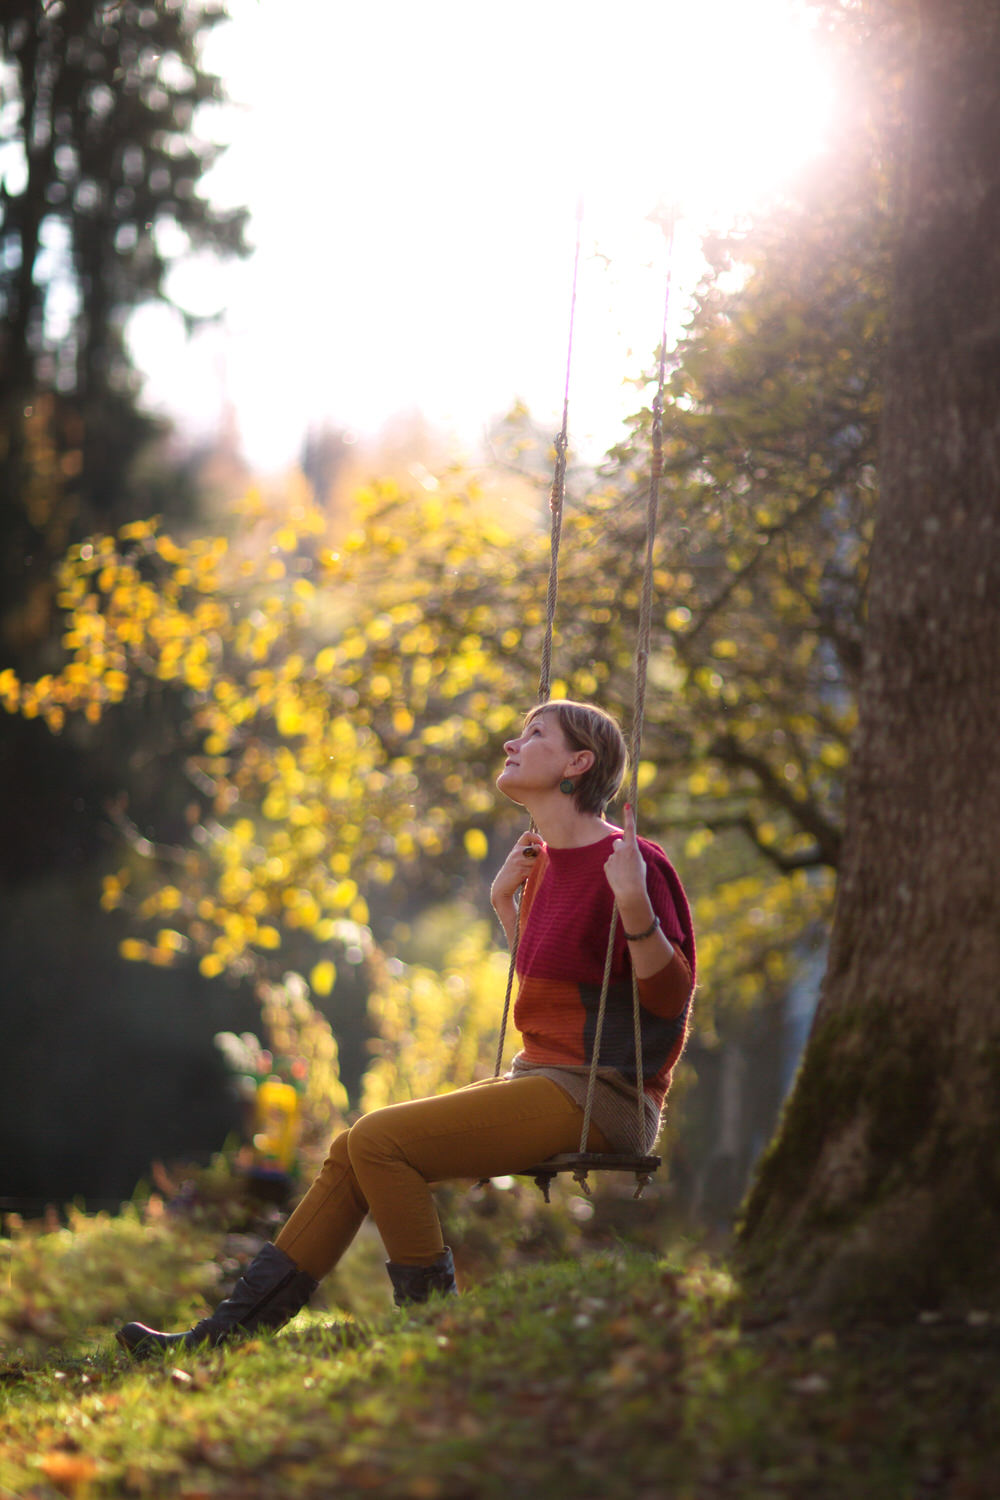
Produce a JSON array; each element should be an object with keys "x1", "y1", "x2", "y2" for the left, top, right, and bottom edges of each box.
[
  {"x1": 117, "y1": 1243, "x2": 317, "y2": 1357},
  {"x1": 385, "y1": 1247, "x2": 458, "y2": 1307}
]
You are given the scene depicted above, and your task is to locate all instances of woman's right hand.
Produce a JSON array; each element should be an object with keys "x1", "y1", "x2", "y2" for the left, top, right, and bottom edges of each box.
[{"x1": 490, "y1": 831, "x2": 544, "y2": 906}]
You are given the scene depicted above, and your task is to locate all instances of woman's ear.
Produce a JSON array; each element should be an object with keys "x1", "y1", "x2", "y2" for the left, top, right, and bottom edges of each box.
[{"x1": 566, "y1": 749, "x2": 595, "y2": 777}]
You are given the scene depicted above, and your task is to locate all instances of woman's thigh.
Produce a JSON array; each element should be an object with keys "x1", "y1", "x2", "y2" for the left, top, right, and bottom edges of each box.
[{"x1": 347, "y1": 1075, "x2": 607, "y2": 1185}]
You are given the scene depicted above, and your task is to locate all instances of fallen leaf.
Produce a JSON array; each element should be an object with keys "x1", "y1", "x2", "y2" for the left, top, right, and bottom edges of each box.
[{"x1": 39, "y1": 1452, "x2": 98, "y2": 1494}]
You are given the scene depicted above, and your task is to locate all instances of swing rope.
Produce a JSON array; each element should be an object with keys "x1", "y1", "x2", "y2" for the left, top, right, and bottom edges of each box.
[
  {"x1": 491, "y1": 203, "x2": 582, "y2": 1083},
  {"x1": 492, "y1": 208, "x2": 677, "y2": 1200},
  {"x1": 538, "y1": 196, "x2": 582, "y2": 707},
  {"x1": 575, "y1": 209, "x2": 676, "y2": 1178}
]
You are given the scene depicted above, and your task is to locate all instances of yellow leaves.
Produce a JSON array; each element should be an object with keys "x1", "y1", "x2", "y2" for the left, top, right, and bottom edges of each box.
[
  {"x1": 276, "y1": 697, "x2": 306, "y2": 738},
  {"x1": 693, "y1": 666, "x2": 724, "y2": 698},
  {"x1": 119, "y1": 938, "x2": 146, "y2": 961},
  {"x1": 399, "y1": 623, "x2": 435, "y2": 656},
  {"x1": 218, "y1": 867, "x2": 253, "y2": 903},
  {"x1": 183, "y1": 644, "x2": 212, "y2": 693},
  {"x1": 362, "y1": 921, "x2": 505, "y2": 1110},
  {"x1": 310, "y1": 959, "x2": 336, "y2": 996},
  {"x1": 282, "y1": 889, "x2": 321, "y2": 928},
  {"x1": 155, "y1": 928, "x2": 187, "y2": 954},
  {"x1": 464, "y1": 828, "x2": 489, "y2": 861},
  {"x1": 411, "y1": 656, "x2": 434, "y2": 689},
  {"x1": 684, "y1": 828, "x2": 715, "y2": 858},
  {"x1": 156, "y1": 535, "x2": 185, "y2": 563},
  {"x1": 118, "y1": 517, "x2": 158, "y2": 541},
  {"x1": 12, "y1": 475, "x2": 541, "y2": 1001},
  {"x1": 339, "y1": 632, "x2": 366, "y2": 661},
  {"x1": 0, "y1": 667, "x2": 21, "y2": 710},
  {"x1": 156, "y1": 641, "x2": 182, "y2": 681},
  {"x1": 332, "y1": 879, "x2": 359, "y2": 908},
  {"x1": 635, "y1": 761, "x2": 658, "y2": 792},
  {"x1": 366, "y1": 615, "x2": 394, "y2": 643},
  {"x1": 101, "y1": 874, "x2": 126, "y2": 911},
  {"x1": 420, "y1": 721, "x2": 457, "y2": 748}
]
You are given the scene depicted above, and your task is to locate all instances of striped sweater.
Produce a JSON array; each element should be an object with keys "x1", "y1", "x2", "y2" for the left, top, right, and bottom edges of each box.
[{"x1": 510, "y1": 834, "x2": 696, "y2": 1153}]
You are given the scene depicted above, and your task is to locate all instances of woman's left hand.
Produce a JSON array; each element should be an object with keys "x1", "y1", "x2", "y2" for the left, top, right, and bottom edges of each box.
[{"x1": 603, "y1": 804, "x2": 649, "y2": 906}]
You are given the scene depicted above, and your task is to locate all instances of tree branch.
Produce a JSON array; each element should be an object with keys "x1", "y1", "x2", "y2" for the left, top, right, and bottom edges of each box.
[
  {"x1": 708, "y1": 734, "x2": 843, "y2": 868},
  {"x1": 703, "y1": 812, "x2": 831, "y2": 874}
]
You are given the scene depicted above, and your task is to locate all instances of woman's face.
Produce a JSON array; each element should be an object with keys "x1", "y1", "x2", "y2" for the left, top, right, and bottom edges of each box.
[{"x1": 496, "y1": 711, "x2": 579, "y2": 803}]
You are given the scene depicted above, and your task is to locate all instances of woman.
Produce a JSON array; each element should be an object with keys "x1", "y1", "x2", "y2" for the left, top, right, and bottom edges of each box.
[{"x1": 118, "y1": 700, "x2": 695, "y2": 1356}]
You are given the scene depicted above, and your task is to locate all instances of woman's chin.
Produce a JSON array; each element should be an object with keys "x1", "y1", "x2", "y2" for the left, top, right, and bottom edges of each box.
[{"x1": 496, "y1": 773, "x2": 526, "y2": 806}]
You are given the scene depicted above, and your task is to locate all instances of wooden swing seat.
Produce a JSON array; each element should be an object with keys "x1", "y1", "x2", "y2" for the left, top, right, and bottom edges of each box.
[{"x1": 520, "y1": 1151, "x2": 661, "y2": 1202}]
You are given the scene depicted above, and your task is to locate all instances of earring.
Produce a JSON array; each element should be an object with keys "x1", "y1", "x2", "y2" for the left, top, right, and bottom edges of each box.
[{"x1": 559, "y1": 778, "x2": 576, "y2": 795}]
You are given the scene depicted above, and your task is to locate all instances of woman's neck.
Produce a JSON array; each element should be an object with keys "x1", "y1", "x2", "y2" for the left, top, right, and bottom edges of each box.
[{"x1": 526, "y1": 796, "x2": 619, "y2": 849}]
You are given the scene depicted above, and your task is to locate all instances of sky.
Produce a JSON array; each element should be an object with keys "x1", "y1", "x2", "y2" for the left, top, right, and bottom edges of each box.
[{"x1": 128, "y1": 0, "x2": 839, "y2": 474}]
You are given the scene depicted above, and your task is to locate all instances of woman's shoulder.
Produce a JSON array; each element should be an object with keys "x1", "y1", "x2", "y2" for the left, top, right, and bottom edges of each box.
[{"x1": 636, "y1": 833, "x2": 672, "y2": 866}]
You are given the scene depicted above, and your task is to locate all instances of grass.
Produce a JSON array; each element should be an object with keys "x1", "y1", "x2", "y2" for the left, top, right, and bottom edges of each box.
[{"x1": 2, "y1": 1185, "x2": 999, "y2": 1499}]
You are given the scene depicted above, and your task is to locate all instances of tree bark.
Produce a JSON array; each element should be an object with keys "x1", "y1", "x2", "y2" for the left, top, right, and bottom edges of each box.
[{"x1": 737, "y1": 0, "x2": 1000, "y2": 1320}]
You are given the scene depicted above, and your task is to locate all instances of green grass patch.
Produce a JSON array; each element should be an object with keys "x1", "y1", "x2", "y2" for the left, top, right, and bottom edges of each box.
[{"x1": 2, "y1": 1199, "x2": 999, "y2": 1498}]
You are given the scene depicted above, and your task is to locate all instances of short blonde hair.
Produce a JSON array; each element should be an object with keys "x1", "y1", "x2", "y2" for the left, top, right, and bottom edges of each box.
[{"x1": 524, "y1": 700, "x2": 628, "y2": 815}]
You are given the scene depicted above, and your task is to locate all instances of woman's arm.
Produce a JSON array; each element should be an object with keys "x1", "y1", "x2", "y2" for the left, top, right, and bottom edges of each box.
[
  {"x1": 602, "y1": 804, "x2": 679, "y2": 979},
  {"x1": 490, "y1": 831, "x2": 544, "y2": 948}
]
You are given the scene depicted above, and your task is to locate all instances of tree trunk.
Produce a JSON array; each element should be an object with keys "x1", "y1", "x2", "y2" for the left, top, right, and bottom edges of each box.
[{"x1": 737, "y1": 0, "x2": 1000, "y2": 1321}]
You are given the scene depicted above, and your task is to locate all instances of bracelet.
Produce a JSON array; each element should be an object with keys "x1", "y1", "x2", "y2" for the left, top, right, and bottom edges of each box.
[{"x1": 623, "y1": 915, "x2": 661, "y2": 942}]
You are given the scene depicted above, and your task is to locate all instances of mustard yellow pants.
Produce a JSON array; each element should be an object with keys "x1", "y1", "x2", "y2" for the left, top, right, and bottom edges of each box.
[{"x1": 274, "y1": 1074, "x2": 609, "y2": 1277}]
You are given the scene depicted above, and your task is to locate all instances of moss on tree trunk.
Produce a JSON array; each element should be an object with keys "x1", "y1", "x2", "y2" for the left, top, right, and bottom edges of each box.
[{"x1": 736, "y1": 0, "x2": 1000, "y2": 1322}]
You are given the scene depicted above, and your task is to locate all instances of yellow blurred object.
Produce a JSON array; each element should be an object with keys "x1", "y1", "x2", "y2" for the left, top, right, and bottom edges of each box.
[{"x1": 252, "y1": 1077, "x2": 302, "y2": 1173}]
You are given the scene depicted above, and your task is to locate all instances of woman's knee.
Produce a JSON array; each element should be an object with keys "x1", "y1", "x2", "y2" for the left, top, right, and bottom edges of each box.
[
  {"x1": 319, "y1": 1127, "x2": 353, "y2": 1175},
  {"x1": 346, "y1": 1108, "x2": 401, "y2": 1176}
]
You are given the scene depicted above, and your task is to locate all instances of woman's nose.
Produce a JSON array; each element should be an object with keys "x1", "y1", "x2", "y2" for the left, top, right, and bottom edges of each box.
[{"x1": 503, "y1": 738, "x2": 519, "y2": 754}]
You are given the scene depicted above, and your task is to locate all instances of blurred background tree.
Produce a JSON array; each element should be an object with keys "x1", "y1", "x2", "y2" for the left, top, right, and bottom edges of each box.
[
  {"x1": 1, "y1": 0, "x2": 247, "y2": 653},
  {"x1": 0, "y1": 0, "x2": 251, "y2": 1211}
]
